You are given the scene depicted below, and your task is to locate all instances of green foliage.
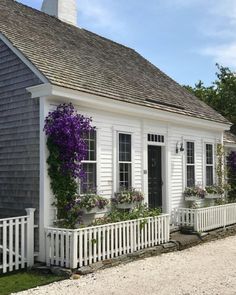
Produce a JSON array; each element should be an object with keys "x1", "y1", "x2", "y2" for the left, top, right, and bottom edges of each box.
[
  {"x1": 184, "y1": 64, "x2": 236, "y2": 132},
  {"x1": 47, "y1": 138, "x2": 78, "y2": 226},
  {"x1": 91, "y1": 204, "x2": 161, "y2": 226},
  {"x1": 227, "y1": 151, "x2": 236, "y2": 202},
  {"x1": 216, "y1": 144, "x2": 225, "y2": 188},
  {"x1": 205, "y1": 185, "x2": 224, "y2": 195}
]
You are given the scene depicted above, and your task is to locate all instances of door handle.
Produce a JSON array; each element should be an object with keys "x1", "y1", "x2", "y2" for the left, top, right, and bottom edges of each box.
[{"x1": 161, "y1": 180, "x2": 164, "y2": 186}]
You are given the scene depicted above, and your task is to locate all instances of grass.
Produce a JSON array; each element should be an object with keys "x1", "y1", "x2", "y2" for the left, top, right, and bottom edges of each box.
[{"x1": 0, "y1": 270, "x2": 65, "y2": 295}]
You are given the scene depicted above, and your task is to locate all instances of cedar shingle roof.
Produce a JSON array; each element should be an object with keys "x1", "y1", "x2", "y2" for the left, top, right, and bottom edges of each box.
[
  {"x1": 224, "y1": 131, "x2": 236, "y2": 144},
  {"x1": 0, "y1": 0, "x2": 230, "y2": 124}
]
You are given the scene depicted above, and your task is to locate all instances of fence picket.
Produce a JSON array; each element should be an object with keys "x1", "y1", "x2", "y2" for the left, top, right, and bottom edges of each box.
[
  {"x1": 9, "y1": 220, "x2": 13, "y2": 272},
  {"x1": 45, "y1": 214, "x2": 170, "y2": 269},
  {"x1": 15, "y1": 219, "x2": 19, "y2": 270},
  {"x1": 174, "y1": 203, "x2": 236, "y2": 232},
  {"x1": 0, "y1": 209, "x2": 35, "y2": 274},
  {"x1": 3, "y1": 220, "x2": 7, "y2": 273}
]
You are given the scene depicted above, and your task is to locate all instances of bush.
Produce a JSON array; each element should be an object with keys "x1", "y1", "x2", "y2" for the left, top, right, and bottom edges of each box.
[{"x1": 91, "y1": 204, "x2": 161, "y2": 226}]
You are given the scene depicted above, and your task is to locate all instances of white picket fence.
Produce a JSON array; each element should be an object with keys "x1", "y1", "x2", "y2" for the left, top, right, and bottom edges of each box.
[
  {"x1": 45, "y1": 214, "x2": 170, "y2": 269},
  {"x1": 173, "y1": 203, "x2": 236, "y2": 232},
  {"x1": 0, "y1": 209, "x2": 35, "y2": 273}
]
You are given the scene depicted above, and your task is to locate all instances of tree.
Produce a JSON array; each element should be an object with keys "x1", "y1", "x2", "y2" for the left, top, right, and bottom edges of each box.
[{"x1": 184, "y1": 64, "x2": 236, "y2": 133}]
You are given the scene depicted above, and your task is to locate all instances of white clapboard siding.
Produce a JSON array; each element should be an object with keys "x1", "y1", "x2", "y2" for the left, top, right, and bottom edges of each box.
[
  {"x1": 45, "y1": 214, "x2": 170, "y2": 269},
  {"x1": 173, "y1": 203, "x2": 236, "y2": 232},
  {"x1": 0, "y1": 208, "x2": 35, "y2": 274}
]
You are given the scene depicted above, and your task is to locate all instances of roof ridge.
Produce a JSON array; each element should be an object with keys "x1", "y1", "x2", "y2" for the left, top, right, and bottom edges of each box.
[
  {"x1": 0, "y1": 0, "x2": 230, "y2": 125},
  {"x1": 13, "y1": 0, "x2": 78, "y2": 29}
]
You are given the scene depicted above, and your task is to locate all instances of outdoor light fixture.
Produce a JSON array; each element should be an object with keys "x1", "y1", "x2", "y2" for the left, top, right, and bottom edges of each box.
[
  {"x1": 176, "y1": 142, "x2": 179, "y2": 154},
  {"x1": 176, "y1": 142, "x2": 185, "y2": 154}
]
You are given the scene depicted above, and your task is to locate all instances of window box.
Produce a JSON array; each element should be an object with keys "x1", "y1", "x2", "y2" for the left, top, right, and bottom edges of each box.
[
  {"x1": 81, "y1": 207, "x2": 107, "y2": 215},
  {"x1": 184, "y1": 196, "x2": 202, "y2": 202},
  {"x1": 116, "y1": 202, "x2": 139, "y2": 209},
  {"x1": 205, "y1": 194, "x2": 221, "y2": 199},
  {"x1": 113, "y1": 188, "x2": 144, "y2": 209}
]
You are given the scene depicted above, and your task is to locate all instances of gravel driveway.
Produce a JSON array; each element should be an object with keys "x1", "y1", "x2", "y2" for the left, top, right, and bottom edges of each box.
[{"x1": 16, "y1": 235, "x2": 236, "y2": 295}]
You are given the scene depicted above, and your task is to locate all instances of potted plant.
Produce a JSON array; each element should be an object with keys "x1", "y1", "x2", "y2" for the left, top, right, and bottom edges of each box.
[
  {"x1": 205, "y1": 185, "x2": 224, "y2": 199},
  {"x1": 77, "y1": 193, "x2": 109, "y2": 214},
  {"x1": 113, "y1": 188, "x2": 144, "y2": 209}
]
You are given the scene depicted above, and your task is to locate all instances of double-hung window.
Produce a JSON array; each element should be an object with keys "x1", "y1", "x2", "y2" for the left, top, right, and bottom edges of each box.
[
  {"x1": 80, "y1": 130, "x2": 97, "y2": 193},
  {"x1": 205, "y1": 143, "x2": 214, "y2": 186},
  {"x1": 186, "y1": 141, "x2": 195, "y2": 187},
  {"x1": 118, "y1": 133, "x2": 132, "y2": 189}
]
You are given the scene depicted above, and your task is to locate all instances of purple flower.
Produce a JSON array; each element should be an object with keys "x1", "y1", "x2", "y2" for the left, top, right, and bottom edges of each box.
[{"x1": 44, "y1": 103, "x2": 95, "y2": 179}]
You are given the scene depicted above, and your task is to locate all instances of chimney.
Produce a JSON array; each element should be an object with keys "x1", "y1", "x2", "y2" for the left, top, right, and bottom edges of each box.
[{"x1": 41, "y1": 0, "x2": 77, "y2": 26}]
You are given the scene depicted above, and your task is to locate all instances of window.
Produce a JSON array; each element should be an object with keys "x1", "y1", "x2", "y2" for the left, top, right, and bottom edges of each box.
[
  {"x1": 119, "y1": 133, "x2": 132, "y2": 189},
  {"x1": 80, "y1": 130, "x2": 97, "y2": 193},
  {"x1": 186, "y1": 141, "x2": 195, "y2": 187},
  {"x1": 205, "y1": 144, "x2": 214, "y2": 186},
  {"x1": 147, "y1": 134, "x2": 164, "y2": 143}
]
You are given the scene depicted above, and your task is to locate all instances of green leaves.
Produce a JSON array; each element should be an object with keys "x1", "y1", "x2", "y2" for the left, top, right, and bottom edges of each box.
[{"x1": 184, "y1": 64, "x2": 236, "y2": 131}]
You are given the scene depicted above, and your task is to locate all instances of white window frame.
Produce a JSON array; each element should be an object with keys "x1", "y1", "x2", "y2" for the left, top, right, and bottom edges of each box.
[
  {"x1": 117, "y1": 132, "x2": 133, "y2": 190},
  {"x1": 186, "y1": 141, "x2": 196, "y2": 187},
  {"x1": 79, "y1": 129, "x2": 98, "y2": 194},
  {"x1": 204, "y1": 142, "x2": 215, "y2": 187}
]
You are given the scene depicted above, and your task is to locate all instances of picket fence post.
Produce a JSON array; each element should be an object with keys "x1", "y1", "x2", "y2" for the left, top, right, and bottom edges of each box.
[
  {"x1": 70, "y1": 231, "x2": 78, "y2": 269},
  {"x1": 194, "y1": 209, "x2": 199, "y2": 232},
  {"x1": 223, "y1": 206, "x2": 227, "y2": 229},
  {"x1": 25, "y1": 208, "x2": 35, "y2": 267}
]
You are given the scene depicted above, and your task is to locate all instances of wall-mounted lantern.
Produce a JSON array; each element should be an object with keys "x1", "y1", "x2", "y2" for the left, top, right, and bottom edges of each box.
[{"x1": 176, "y1": 142, "x2": 185, "y2": 154}]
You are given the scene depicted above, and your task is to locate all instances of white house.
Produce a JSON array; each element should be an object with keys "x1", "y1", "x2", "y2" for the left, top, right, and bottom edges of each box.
[{"x1": 0, "y1": 0, "x2": 231, "y2": 262}]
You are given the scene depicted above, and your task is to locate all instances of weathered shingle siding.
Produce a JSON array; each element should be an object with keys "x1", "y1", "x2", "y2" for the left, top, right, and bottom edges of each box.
[{"x1": 0, "y1": 40, "x2": 42, "y2": 225}]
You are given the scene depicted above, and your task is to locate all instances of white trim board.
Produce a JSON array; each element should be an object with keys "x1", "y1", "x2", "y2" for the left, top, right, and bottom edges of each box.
[
  {"x1": 27, "y1": 83, "x2": 231, "y2": 132},
  {"x1": 0, "y1": 33, "x2": 48, "y2": 84}
]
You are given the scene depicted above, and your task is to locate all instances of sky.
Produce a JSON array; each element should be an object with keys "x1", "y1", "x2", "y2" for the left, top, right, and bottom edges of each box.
[{"x1": 17, "y1": 0, "x2": 236, "y2": 86}]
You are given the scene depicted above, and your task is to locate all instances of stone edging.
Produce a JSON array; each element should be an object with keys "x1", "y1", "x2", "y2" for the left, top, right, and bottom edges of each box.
[{"x1": 76, "y1": 223, "x2": 236, "y2": 275}]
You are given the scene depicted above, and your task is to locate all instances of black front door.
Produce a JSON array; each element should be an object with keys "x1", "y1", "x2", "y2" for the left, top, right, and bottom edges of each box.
[{"x1": 148, "y1": 145, "x2": 162, "y2": 208}]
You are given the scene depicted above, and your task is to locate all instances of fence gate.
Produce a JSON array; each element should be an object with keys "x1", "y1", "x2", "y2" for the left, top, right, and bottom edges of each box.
[{"x1": 0, "y1": 208, "x2": 35, "y2": 274}]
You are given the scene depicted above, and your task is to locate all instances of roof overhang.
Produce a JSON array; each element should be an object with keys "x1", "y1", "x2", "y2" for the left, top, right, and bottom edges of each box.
[
  {"x1": 224, "y1": 142, "x2": 236, "y2": 149},
  {"x1": 27, "y1": 83, "x2": 231, "y2": 132}
]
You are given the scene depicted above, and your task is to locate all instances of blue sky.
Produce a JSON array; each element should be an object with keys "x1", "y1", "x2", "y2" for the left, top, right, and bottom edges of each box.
[{"x1": 18, "y1": 0, "x2": 236, "y2": 86}]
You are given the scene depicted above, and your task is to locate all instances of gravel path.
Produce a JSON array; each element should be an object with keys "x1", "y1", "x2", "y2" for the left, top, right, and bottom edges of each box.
[{"x1": 16, "y1": 236, "x2": 236, "y2": 295}]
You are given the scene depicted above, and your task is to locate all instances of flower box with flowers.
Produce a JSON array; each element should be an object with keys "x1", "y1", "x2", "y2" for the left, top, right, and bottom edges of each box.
[
  {"x1": 76, "y1": 194, "x2": 109, "y2": 215},
  {"x1": 113, "y1": 188, "x2": 144, "y2": 209},
  {"x1": 205, "y1": 185, "x2": 224, "y2": 199},
  {"x1": 183, "y1": 186, "x2": 206, "y2": 202}
]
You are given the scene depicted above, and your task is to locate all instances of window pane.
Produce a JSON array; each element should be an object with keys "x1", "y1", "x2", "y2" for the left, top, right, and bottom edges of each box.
[
  {"x1": 119, "y1": 133, "x2": 131, "y2": 162},
  {"x1": 119, "y1": 163, "x2": 131, "y2": 189},
  {"x1": 81, "y1": 163, "x2": 97, "y2": 193},
  {"x1": 187, "y1": 142, "x2": 194, "y2": 164},
  {"x1": 84, "y1": 130, "x2": 96, "y2": 161},
  {"x1": 187, "y1": 166, "x2": 195, "y2": 187},
  {"x1": 206, "y1": 166, "x2": 213, "y2": 186},
  {"x1": 206, "y1": 144, "x2": 213, "y2": 165}
]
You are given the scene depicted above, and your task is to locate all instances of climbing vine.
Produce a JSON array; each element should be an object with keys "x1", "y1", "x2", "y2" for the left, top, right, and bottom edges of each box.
[
  {"x1": 44, "y1": 103, "x2": 94, "y2": 228},
  {"x1": 227, "y1": 151, "x2": 236, "y2": 202},
  {"x1": 216, "y1": 144, "x2": 225, "y2": 188}
]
